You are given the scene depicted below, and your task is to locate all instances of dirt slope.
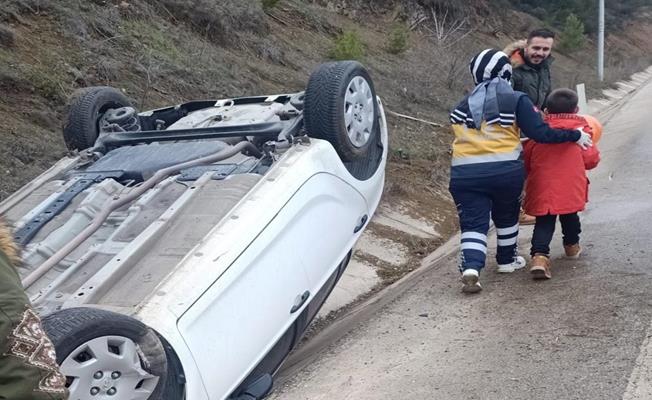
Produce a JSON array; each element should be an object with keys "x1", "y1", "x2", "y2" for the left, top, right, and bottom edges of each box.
[{"x1": 1, "y1": 0, "x2": 651, "y2": 275}]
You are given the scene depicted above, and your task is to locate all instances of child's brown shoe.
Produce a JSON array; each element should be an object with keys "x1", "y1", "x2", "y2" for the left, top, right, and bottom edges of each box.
[
  {"x1": 564, "y1": 243, "x2": 582, "y2": 259},
  {"x1": 530, "y1": 254, "x2": 551, "y2": 280}
]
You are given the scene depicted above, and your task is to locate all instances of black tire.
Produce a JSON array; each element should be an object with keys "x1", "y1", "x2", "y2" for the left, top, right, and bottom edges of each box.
[
  {"x1": 304, "y1": 61, "x2": 380, "y2": 162},
  {"x1": 157, "y1": 332, "x2": 187, "y2": 400},
  {"x1": 62, "y1": 86, "x2": 132, "y2": 151},
  {"x1": 42, "y1": 307, "x2": 181, "y2": 400}
]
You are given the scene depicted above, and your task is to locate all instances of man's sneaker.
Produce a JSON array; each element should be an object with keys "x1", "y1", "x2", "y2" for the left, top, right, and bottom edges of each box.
[
  {"x1": 564, "y1": 243, "x2": 582, "y2": 259},
  {"x1": 461, "y1": 269, "x2": 482, "y2": 293},
  {"x1": 529, "y1": 254, "x2": 552, "y2": 280},
  {"x1": 497, "y1": 256, "x2": 526, "y2": 273}
]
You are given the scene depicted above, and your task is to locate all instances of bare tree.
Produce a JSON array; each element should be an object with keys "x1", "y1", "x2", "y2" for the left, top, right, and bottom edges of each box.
[
  {"x1": 135, "y1": 50, "x2": 160, "y2": 109},
  {"x1": 424, "y1": 4, "x2": 473, "y2": 48},
  {"x1": 407, "y1": 1, "x2": 474, "y2": 48}
]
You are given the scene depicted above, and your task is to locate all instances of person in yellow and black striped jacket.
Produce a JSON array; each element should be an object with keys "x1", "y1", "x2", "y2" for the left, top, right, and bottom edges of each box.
[{"x1": 448, "y1": 49, "x2": 593, "y2": 294}]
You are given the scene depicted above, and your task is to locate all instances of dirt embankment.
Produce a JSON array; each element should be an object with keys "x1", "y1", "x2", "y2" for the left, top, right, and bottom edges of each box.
[{"x1": 1, "y1": 0, "x2": 651, "y2": 294}]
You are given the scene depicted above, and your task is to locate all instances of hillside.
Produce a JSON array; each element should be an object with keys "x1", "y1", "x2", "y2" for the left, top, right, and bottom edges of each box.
[{"x1": 1, "y1": 0, "x2": 651, "y2": 265}]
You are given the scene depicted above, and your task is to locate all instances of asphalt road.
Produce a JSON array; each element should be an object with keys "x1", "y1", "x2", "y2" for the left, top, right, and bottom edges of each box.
[{"x1": 270, "y1": 78, "x2": 652, "y2": 400}]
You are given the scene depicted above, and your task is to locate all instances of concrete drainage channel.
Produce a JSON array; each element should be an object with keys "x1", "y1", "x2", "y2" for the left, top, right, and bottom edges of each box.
[
  {"x1": 587, "y1": 66, "x2": 652, "y2": 118},
  {"x1": 317, "y1": 204, "x2": 440, "y2": 318}
]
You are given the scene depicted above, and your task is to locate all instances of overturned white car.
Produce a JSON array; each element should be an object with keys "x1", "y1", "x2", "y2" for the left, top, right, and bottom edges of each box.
[{"x1": 1, "y1": 61, "x2": 387, "y2": 400}]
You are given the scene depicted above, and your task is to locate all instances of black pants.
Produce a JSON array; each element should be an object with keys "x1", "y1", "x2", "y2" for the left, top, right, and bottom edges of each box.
[{"x1": 530, "y1": 213, "x2": 581, "y2": 256}]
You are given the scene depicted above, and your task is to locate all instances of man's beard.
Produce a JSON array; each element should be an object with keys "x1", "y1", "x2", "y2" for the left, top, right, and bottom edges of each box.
[{"x1": 524, "y1": 53, "x2": 546, "y2": 68}]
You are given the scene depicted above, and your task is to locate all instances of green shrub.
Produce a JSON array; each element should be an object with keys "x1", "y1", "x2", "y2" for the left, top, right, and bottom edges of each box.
[
  {"x1": 262, "y1": 0, "x2": 281, "y2": 11},
  {"x1": 23, "y1": 66, "x2": 63, "y2": 101},
  {"x1": 387, "y1": 23, "x2": 410, "y2": 54},
  {"x1": 330, "y1": 31, "x2": 365, "y2": 61},
  {"x1": 559, "y1": 13, "x2": 586, "y2": 51}
]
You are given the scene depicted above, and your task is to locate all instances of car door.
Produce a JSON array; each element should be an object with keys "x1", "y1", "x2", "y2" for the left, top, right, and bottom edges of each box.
[
  {"x1": 289, "y1": 173, "x2": 368, "y2": 326},
  {"x1": 177, "y1": 172, "x2": 368, "y2": 399}
]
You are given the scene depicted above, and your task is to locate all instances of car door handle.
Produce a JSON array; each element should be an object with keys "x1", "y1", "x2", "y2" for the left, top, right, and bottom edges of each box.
[
  {"x1": 290, "y1": 291, "x2": 310, "y2": 314},
  {"x1": 353, "y1": 214, "x2": 368, "y2": 233}
]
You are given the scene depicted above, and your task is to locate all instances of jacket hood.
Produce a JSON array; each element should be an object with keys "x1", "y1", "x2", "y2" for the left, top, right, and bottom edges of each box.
[
  {"x1": 544, "y1": 113, "x2": 588, "y2": 130},
  {"x1": 545, "y1": 113, "x2": 602, "y2": 143},
  {"x1": 504, "y1": 40, "x2": 527, "y2": 67},
  {"x1": 0, "y1": 219, "x2": 19, "y2": 265}
]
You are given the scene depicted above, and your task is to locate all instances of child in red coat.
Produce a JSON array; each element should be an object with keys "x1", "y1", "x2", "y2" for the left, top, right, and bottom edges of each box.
[{"x1": 523, "y1": 88, "x2": 601, "y2": 279}]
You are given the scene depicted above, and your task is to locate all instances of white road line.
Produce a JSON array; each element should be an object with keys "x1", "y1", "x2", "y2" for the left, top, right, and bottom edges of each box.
[{"x1": 623, "y1": 323, "x2": 652, "y2": 400}]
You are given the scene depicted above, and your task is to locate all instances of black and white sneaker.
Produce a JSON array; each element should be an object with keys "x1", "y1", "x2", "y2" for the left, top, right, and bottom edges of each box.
[
  {"x1": 497, "y1": 256, "x2": 526, "y2": 273},
  {"x1": 461, "y1": 269, "x2": 482, "y2": 293}
]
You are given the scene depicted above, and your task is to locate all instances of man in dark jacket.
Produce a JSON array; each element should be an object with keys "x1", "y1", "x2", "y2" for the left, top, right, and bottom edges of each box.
[
  {"x1": 0, "y1": 220, "x2": 67, "y2": 400},
  {"x1": 504, "y1": 29, "x2": 556, "y2": 225},
  {"x1": 505, "y1": 29, "x2": 555, "y2": 110}
]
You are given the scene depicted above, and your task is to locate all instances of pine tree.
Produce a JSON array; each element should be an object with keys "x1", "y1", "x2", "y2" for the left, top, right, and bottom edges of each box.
[{"x1": 559, "y1": 13, "x2": 585, "y2": 52}]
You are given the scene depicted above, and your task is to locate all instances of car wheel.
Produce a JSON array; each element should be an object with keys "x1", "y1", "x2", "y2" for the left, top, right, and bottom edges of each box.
[
  {"x1": 304, "y1": 61, "x2": 380, "y2": 162},
  {"x1": 63, "y1": 86, "x2": 132, "y2": 151},
  {"x1": 42, "y1": 307, "x2": 181, "y2": 400}
]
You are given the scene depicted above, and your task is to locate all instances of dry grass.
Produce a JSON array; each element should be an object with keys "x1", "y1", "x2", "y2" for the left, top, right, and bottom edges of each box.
[
  {"x1": 0, "y1": 24, "x2": 16, "y2": 47},
  {"x1": 151, "y1": 0, "x2": 269, "y2": 45}
]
